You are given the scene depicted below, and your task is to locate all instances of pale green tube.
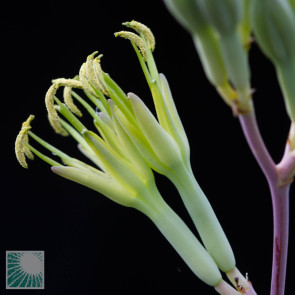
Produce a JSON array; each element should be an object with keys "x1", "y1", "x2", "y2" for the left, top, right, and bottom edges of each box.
[
  {"x1": 193, "y1": 30, "x2": 228, "y2": 87},
  {"x1": 170, "y1": 164, "x2": 236, "y2": 273},
  {"x1": 142, "y1": 194, "x2": 222, "y2": 287}
]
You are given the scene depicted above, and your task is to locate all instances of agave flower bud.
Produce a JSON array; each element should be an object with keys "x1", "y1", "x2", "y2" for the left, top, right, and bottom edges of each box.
[
  {"x1": 238, "y1": 0, "x2": 252, "y2": 49},
  {"x1": 198, "y1": 0, "x2": 251, "y2": 111},
  {"x1": 250, "y1": 0, "x2": 295, "y2": 121},
  {"x1": 290, "y1": 0, "x2": 295, "y2": 11},
  {"x1": 250, "y1": 0, "x2": 295, "y2": 65},
  {"x1": 197, "y1": 0, "x2": 242, "y2": 36},
  {"x1": 130, "y1": 93, "x2": 183, "y2": 169},
  {"x1": 163, "y1": 0, "x2": 237, "y2": 106},
  {"x1": 163, "y1": 0, "x2": 207, "y2": 35}
]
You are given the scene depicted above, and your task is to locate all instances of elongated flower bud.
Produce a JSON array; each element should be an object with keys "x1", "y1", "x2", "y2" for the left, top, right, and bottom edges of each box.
[
  {"x1": 128, "y1": 93, "x2": 183, "y2": 170},
  {"x1": 250, "y1": 0, "x2": 295, "y2": 121},
  {"x1": 197, "y1": 0, "x2": 242, "y2": 35},
  {"x1": 163, "y1": 0, "x2": 207, "y2": 35},
  {"x1": 250, "y1": 0, "x2": 295, "y2": 64}
]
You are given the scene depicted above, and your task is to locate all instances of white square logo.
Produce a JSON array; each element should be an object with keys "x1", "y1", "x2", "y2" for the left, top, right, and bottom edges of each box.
[{"x1": 6, "y1": 251, "x2": 45, "y2": 289}]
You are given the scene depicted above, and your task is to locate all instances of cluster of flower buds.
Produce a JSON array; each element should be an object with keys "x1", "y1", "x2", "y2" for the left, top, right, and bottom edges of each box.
[{"x1": 163, "y1": 0, "x2": 252, "y2": 113}]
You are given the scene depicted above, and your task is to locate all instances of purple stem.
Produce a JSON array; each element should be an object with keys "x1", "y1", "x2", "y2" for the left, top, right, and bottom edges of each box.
[
  {"x1": 269, "y1": 183, "x2": 290, "y2": 295},
  {"x1": 238, "y1": 111, "x2": 277, "y2": 181},
  {"x1": 239, "y1": 110, "x2": 290, "y2": 295}
]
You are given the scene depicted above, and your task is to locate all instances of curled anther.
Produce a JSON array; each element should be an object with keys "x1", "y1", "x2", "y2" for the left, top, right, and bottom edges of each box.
[
  {"x1": 93, "y1": 57, "x2": 109, "y2": 96},
  {"x1": 51, "y1": 78, "x2": 83, "y2": 89},
  {"x1": 15, "y1": 115, "x2": 35, "y2": 168},
  {"x1": 45, "y1": 83, "x2": 59, "y2": 120},
  {"x1": 123, "y1": 20, "x2": 155, "y2": 51},
  {"x1": 48, "y1": 78, "x2": 83, "y2": 117},
  {"x1": 48, "y1": 113, "x2": 69, "y2": 137},
  {"x1": 84, "y1": 52, "x2": 109, "y2": 96},
  {"x1": 79, "y1": 63, "x2": 95, "y2": 96},
  {"x1": 45, "y1": 83, "x2": 69, "y2": 136},
  {"x1": 114, "y1": 31, "x2": 148, "y2": 61},
  {"x1": 63, "y1": 86, "x2": 83, "y2": 117}
]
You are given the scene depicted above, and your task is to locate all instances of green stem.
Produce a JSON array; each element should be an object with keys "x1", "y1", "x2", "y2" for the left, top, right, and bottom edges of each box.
[
  {"x1": 23, "y1": 142, "x2": 62, "y2": 167},
  {"x1": 54, "y1": 97, "x2": 86, "y2": 133}
]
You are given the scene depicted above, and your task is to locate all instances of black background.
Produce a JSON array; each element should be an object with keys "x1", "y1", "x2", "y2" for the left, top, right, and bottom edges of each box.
[{"x1": 1, "y1": 1, "x2": 294, "y2": 294}]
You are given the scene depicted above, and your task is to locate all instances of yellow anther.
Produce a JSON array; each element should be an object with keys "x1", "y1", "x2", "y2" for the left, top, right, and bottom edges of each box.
[
  {"x1": 93, "y1": 57, "x2": 109, "y2": 95},
  {"x1": 86, "y1": 54, "x2": 103, "y2": 93},
  {"x1": 45, "y1": 82, "x2": 70, "y2": 136},
  {"x1": 123, "y1": 20, "x2": 155, "y2": 51},
  {"x1": 48, "y1": 114, "x2": 69, "y2": 136},
  {"x1": 23, "y1": 133, "x2": 34, "y2": 160},
  {"x1": 63, "y1": 86, "x2": 83, "y2": 117},
  {"x1": 79, "y1": 62, "x2": 98, "y2": 97},
  {"x1": 114, "y1": 31, "x2": 148, "y2": 61},
  {"x1": 51, "y1": 78, "x2": 83, "y2": 89},
  {"x1": 80, "y1": 54, "x2": 109, "y2": 96},
  {"x1": 15, "y1": 115, "x2": 35, "y2": 168},
  {"x1": 45, "y1": 84, "x2": 59, "y2": 120}
]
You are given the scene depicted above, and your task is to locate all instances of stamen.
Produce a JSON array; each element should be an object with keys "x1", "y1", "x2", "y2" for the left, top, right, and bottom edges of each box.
[
  {"x1": 45, "y1": 83, "x2": 69, "y2": 136},
  {"x1": 114, "y1": 31, "x2": 148, "y2": 61},
  {"x1": 123, "y1": 20, "x2": 155, "y2": 51},
  {"x1": 23, "y1": 133, "x2": 34, "y2": 160},
  {"x1": 64, "y1": 86, "x2": 83, "y2": 117},
  {"x1": 79, "y1": 62, "x2": 98, "y2": 97},
  {"x1": 93, "y1": 57, "x2": 109, "y2": 95},
  {"x1": 15, "y1": 115, "x2": 35, "y2": 168},
  {"x1": 45, "y1": 83, "x2": 59, "y2": 120},
  {"x1": 48, "y1": 114, "x2": 69, "y2": 136},
  {"x1": 51, "y1": 78, "x2": 83, "y2": 89},
  {"x1": 85, "y1": 53, "x2": 109, "y2": 96}
]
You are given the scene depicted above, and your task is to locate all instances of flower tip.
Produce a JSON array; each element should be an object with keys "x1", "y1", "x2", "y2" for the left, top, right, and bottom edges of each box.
[
  {"x1": 108, "y1": 99, "x2": 114, "y2": 106},
  {"x1": 88, "y1": 51, "x2": 99, "y2": 60},
  {"x1": 51, "y1": 166, "x2": 59, "y2": 173},
  {"x1": 127, "y1": 92, "x2": 139, "y2": 102}
]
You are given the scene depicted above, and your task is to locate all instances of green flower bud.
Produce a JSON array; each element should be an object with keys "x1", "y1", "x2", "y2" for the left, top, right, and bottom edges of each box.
[
  {"x1": 163, "y1": 0, "x2": 207, "y2": 35},
  {"x1": 163, "y1": 0, "x2": 239, "y2": 108},
  {"x1": 250, "y1": 0, "x2": 295, "y2": 64},
  {"x1": 250, "y1": 0, "x2": 295, "y2": 121},
  {"x1": 197, "y1": 0, "x2": 251, "y2": 112},
  {"x1": 197, "y1": 0, "x2": 242, "y2": 35},
  {"x1": 289, "y1": 0, "x2": 295, "y2": 11},
  {"x1": 238, "y1": 0, "x2": 252, "y2": 49}
]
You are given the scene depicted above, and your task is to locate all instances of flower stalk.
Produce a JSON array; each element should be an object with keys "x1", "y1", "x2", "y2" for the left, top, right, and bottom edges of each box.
[{"x1": 239, "y1": 109, "x2": 291, "y2": 295}]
